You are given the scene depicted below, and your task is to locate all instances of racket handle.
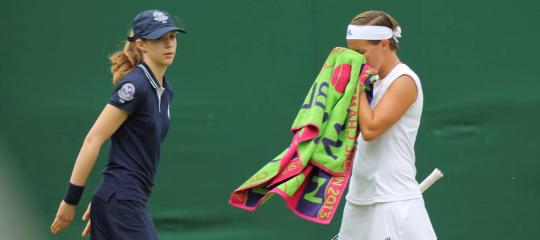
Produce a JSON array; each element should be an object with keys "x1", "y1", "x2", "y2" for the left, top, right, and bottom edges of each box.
[{"x1": 420, "y1": 168, "x2": 443, "y2": 193}]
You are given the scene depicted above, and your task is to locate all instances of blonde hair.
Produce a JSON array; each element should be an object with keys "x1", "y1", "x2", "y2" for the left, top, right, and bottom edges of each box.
[
  {"x1": 109, "y1": 31, "x2": 143, "y2": 85},
  {"x1": 351, "y1": 10, "x2": 400, "y2": 50}
]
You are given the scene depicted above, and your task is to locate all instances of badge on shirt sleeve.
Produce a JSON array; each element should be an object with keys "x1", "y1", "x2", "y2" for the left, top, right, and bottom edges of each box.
[{"x1": 118, "y1": 83, "x2": 135, "y2": 103}]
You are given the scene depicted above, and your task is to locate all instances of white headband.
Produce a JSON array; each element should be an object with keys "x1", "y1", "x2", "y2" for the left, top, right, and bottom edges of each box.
[{"x1": 346, "y1": 25, "x2": 402, "y2": 42}]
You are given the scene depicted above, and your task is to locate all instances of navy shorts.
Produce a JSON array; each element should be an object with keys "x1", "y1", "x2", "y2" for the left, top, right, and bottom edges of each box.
[{"x1": 90, "y1": 193, "x2": 158, "y2": 240}]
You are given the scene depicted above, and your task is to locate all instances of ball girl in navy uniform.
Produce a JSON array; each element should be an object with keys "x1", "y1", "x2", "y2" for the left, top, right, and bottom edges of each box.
[{"x1": 50, "y1": 9, "x2": 185, "y2": 239}]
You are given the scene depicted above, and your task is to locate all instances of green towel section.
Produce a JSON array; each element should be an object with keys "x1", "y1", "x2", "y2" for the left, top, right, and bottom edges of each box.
[{"x1": 230, "y1": 47, "x2": 377, "y2": 224}]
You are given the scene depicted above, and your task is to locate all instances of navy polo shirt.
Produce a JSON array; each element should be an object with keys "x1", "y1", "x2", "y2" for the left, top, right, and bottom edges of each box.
[{"x1": 95, "y1": 62, "x2": 173, "y2": 203}]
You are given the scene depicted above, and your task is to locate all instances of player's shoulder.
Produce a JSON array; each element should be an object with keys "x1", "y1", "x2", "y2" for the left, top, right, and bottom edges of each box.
[
  {"x1": 396, "y1": 63, "x2": 420, "y2": 81},
  {"x1": 114, "y1": 67, "x2": 151, "y2": 100},
  {"x1": 388, "y1": 64, "x2": 419, "y2": 94},
  {"x1": 391, "y1": 74, "x2": 416, "y2": 92},
  {"x1": 118, "y1": 67, "x2": 150, "y2": 89}
]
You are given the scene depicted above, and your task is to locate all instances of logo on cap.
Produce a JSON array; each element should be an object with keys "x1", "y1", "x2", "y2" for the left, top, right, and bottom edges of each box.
[{"x1": 153, "y1": 11, "x2": 168, "y2": 23}]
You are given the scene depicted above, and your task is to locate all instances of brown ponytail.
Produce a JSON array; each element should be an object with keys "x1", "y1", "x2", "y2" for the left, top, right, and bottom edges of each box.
[
  {"x1": 351, "y1": 10, "x2": 400, "y2": 50},
  {"x1": 109, "y1": 31, "x2": 143, "y2": 85}
]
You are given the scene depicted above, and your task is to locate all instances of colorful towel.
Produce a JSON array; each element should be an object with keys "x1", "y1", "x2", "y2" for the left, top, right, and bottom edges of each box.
[{"x1": 229, "y1": 47, "x2": 377, "y2": 224}]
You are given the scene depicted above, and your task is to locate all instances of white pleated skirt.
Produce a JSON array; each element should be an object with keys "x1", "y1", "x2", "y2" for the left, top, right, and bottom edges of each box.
[{"x1": 336, "y1": 198, "x2": 437, "y2": 240}]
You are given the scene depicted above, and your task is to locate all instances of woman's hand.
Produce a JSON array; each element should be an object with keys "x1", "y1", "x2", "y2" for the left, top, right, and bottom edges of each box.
[
  {"x1": 81, "y1": 202, "x2": 92, "y2": 237},
  {"x1": 50, "y1": 201, "x2": 76, "y2": 234}
]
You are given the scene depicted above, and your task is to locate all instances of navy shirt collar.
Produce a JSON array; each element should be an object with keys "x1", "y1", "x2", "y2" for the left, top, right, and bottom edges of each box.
[{"x1": 138, "y1": 61, "x2": 168, "y2": 89}]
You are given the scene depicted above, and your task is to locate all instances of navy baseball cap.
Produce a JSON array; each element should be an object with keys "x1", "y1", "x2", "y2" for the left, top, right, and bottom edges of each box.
[{"x1": 128, "y1": 10, "x2": 186, "y2": 42}]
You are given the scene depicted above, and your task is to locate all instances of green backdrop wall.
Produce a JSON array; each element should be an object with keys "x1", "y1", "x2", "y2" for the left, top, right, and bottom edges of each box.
[{"x1": 1, "y1": 0, "x2": 539, "y2": 239}]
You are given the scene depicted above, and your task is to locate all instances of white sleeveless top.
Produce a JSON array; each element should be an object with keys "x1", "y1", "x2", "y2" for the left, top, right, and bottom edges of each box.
[{"x1": 346, "y1": 63, "x2": 423, "y2": 205}]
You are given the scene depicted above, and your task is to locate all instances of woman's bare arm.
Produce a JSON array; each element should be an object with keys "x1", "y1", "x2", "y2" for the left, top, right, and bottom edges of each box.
[
  {"x1": 358, "y1": 75, "x2": 418, "y2": 141},
  {"x1": 69, "y1": 104, "x2": 128, "y2": 186},
  {"x1": 51, "y1": 104, "x2": 127, "y2": 234}
]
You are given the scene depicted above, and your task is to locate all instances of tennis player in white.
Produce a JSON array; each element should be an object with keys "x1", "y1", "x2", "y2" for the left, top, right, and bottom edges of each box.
[{"x1": 335, "y1": 10, "x2": 437, "y2": 240}]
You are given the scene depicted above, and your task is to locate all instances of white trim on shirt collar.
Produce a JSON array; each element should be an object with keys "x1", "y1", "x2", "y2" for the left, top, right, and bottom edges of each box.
[{"x1": 137, "y1": 64, "x2": 159, "y2": 89}]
